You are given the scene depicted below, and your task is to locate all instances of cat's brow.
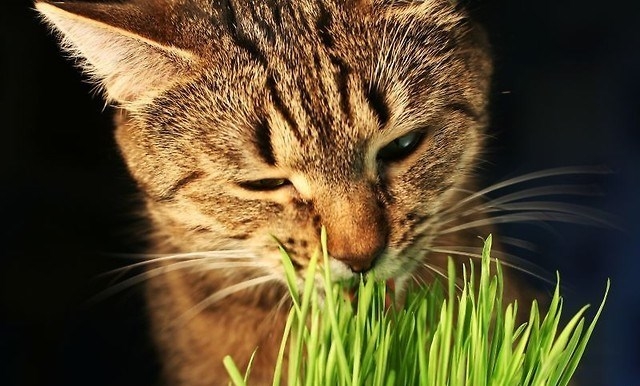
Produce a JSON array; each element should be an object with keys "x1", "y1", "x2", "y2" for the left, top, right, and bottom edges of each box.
[
  {"x1": 448, "y1": 101, "x2": 481, "y2": 121},
  {"x1": 156, "y1": 171, "x2": 205, "y2": 202},
  {"x1": 364, "y1": 84, "x2": 391, "y2": 127},
  {"x1": 254, "y1": 118, "x2": 276, "y2": 166},
  {"x1": 266, "y1": 75, "x2": 303, "y2": 141},
  {"x1": 331, "y1": 56, "x2": 352, "y2": 124}
]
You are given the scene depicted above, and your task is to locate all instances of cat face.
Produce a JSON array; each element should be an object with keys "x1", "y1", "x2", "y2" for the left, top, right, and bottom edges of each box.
[{"x1": 38, "y1": 0, "x2": 491, "y2": 285}]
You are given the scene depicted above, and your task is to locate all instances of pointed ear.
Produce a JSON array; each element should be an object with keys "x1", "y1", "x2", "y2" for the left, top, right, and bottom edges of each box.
[{"x1": 35, "y1": 1, "x2": 199, "y2": 104}]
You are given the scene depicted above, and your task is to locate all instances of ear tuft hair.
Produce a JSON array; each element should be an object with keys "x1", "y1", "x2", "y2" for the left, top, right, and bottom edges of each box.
[{"x1": 36, "y1": 1, "x2": 198, "y2": 105}]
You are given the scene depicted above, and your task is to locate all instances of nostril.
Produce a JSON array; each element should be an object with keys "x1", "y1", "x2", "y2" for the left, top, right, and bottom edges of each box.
[
  {"x1": 347, "y1": 261, "x2": 372, "y2": 274},
  {"x1": 344, "y1": 246, "x2": 385, "y2": 274}
]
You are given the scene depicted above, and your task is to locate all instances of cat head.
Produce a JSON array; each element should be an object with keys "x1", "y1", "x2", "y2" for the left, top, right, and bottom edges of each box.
[{"x1": 37, "y1": 0, "x2": 491, "y2": 286}]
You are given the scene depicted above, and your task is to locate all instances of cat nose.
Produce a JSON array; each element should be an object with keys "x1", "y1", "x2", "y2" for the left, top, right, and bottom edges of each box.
[
  {"x1": 325, "y1": 219, "x2": 388, "y2": 274},
  {"x1": 336, "y1": 245, "x2": 386, "y2": 274},
  {"x1": 318, "y1": 185, "x2": 389, "y2": 274}
]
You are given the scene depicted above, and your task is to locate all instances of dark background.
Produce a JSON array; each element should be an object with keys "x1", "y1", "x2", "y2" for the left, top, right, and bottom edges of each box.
[{"x1": 2, "y1": 0, "x2": 639, "y2": 385}]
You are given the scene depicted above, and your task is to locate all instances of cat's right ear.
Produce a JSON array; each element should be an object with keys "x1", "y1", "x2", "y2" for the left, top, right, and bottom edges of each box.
[{"x1": 35, "y1": 1, "x2": 200, "y2": 105}]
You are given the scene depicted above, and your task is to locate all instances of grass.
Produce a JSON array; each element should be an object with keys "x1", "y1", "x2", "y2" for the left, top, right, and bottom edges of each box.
[{"x1": 224, "y1": 231, "x2": 609, "y2": 386}]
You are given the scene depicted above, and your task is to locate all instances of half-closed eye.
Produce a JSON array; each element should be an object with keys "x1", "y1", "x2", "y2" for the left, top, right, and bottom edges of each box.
[
  {"x1": 238, "y1": 178, "x2": 291, "y2": 192},
  {"x1": 376, "y1": 130, "x2": 425, "y2": 162}
]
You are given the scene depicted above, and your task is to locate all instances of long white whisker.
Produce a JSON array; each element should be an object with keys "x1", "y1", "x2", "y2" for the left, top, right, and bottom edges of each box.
[
  {"x1": 100, "y1": 252, "x2": 265, "y2": 276},
  {"x1": 436, "y1": 212, "x2": 605, "y2": 236},
  {"x1": 108, "y1": 250, "x2": 256, "y2": 261},
  {"x1": 430, "y1": 244, "x2": 551, "y2": 278},
  {"x1": 93, "y1": 260, "x2": 272, "y2": 302},
  {"x1": 422, "y1": 262, "x2": 463, "y2": 292},
  {"x1": 456, "y1": 185, "x2": 602, "y2": 218},
  {"x1": 497, "y1": 236, "x2": 538, "y2": 252},
  {"x1": 480, "y1": 202, "x2": 616, "y2": 227},
  {"x1": 175, "y1": 274, "x2": 281, "y2": 326},
  {"x1": 441, "y1": 166, "x2": 610, "y2": 217},
  {"x1": 274, "y1": 291, "x2": 292, "y2": 316},
  {"x1": 410, "y1": 272, "x2": 427, "y2": 287},
  {"x1": 427, "y1": 247, "x2": 555, "y2": 286}
]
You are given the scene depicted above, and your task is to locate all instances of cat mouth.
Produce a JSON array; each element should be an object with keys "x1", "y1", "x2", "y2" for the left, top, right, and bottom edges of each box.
[{"x1": 345, "y1": 279, "x2": 396, "y2": 309}]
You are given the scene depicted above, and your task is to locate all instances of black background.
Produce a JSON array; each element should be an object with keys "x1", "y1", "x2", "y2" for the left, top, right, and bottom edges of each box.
[{"x1": 2, "y1": 0, "x2": 639, "y2": 385}]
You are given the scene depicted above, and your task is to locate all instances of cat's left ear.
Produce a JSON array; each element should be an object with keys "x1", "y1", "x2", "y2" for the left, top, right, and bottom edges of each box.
[{"x1": 35, "y1": 1, "x2": 200, "y2": 105}]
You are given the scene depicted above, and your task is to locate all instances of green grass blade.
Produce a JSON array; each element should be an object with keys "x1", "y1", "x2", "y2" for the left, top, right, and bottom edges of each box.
[{"x1": 223, "y1": 355, "x2": 247, "y2": 386}]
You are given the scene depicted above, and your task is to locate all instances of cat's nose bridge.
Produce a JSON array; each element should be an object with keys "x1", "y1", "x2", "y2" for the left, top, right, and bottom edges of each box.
[{"x1": 317, "y1": 188, "x2": 389, "y2": 273}]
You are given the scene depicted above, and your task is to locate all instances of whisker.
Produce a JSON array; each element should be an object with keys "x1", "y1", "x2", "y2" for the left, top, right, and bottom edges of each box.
[
  {"x1": 107, "y1": 250, "x2": 256, "y2": 261},
  {"x1": 456, "y1": 184, "x2": 602, "y2": 218},
  {"x1": 99, "y1": 253, "x2": 261, "y2": 277},
  {"x1": 409, "y1": 272, "x2": 425, "y2": 287},
  {"x1": 436, "y1": 211, "x2": 607, "y2": 236},
  {"x1": 93, "y1": 260, "x2": 273, "y2": 302},
  {"x1": 480, "y1": 202, "x2": 616, "y2": 227},
  {"x1": 422, "y1": 262, "x2": 464, "y2": 292},
  {"x1": 430, "y1": 244, "x2": 552, "y2": 278},
  {"x1": 497, "y1": 236, "x2": 538, "y2": 252},
  {"x1": 274, "y1": 291, "x2": 292, "y2": 316},
  {"x1": 441, "y1": 166, "x2": 610, "y2": 216},
  {"x1": 427, "y1": 247, "x2": 556, "y2": 286},
  {"x1": 174, "y1": 274, "x2": 281, "y2": 326}
]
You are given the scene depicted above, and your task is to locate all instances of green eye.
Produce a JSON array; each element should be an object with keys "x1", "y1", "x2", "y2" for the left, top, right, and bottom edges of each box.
[
  {"x1": 377, "y1": 131, "x2": 424, "y2": 162},
  {"x1": 239, "y1": 178, "x2": 290, "y2": 191}
]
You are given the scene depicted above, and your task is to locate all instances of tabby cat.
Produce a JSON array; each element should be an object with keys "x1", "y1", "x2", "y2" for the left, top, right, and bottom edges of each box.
[{"x1": 36, "y1": 0, "x2": 537, "y2": 384}]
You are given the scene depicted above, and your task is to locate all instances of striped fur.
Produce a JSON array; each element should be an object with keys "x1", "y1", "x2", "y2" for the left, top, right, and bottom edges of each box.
[{"x1": 36, "y1": 0, "x2": 510, "y2": 384}]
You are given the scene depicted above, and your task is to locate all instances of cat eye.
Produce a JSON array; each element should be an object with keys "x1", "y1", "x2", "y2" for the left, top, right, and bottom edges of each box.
[
  {"x1": 377, "y1": 131, "x2": 424, "y2": 162},
  {"x1": 239, "y1": 178, "x2": 291, "y2": 191}
]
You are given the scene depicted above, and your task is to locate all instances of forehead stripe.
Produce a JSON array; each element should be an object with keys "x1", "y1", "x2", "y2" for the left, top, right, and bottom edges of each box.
[
  {"x1": 365, "y1": 83, "x2": 390, "y2": 127},
  {"x1": 266, "y1": 75, "x2": 304, "y2": 142},
  {"x1": 216, "y1": 0, "x2": 268, "y2": 67},
  {"x1": 330, "y1": 55, "x2": 353, "y2": 125},
  {"x1": 255, "y1": 118, "x2": 277, "y2": 166}
]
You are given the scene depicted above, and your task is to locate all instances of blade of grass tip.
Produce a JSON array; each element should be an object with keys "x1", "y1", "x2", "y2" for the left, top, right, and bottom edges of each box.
[
  {"x1": 522, "y1": 301, "x2": 541, "y2": 385},
  {"x1": 279, "y1": 245, "x2": 300, "y2": 311},
  {"x1": 547, "y1": 319, "x2": 585, "y2": 386},
  {"x1": 503, "y1": 304, "x2": 530, "y2": 383},
  {"x1": 541, "y1": 305, "x2": 590, "y2": 370},
  {"x1": 473, "y1": 236, "x2": 494, "y2": 386},
  {"x1": 480, "y1": 241, "x2": 498, "y2": 336},
  {"x1": 320, "y1": 227, "x2": 352, "y2": 386},
  {"x1": 243, "y1": 349, "x2": 258, "y2": 384},
  {"x1": 223, "y1": 355, "x2": 247, "y2": 386},
  {"x1": 537, "y1": 274, "x2": 564, "y2": 361},
  {"x1": 530, "y1": 277, "x2": 579, "y2": 385},
  {"x1": 556, "y1": 279, "x2": 610, "y2": 386},
  {"x1": 492, "y1": 303, "x2": 515, "y2": 383},
  {"x1": 491, "y1": 259, "x2": 505, "y2": 372},
  {"x1": 531, "y1": 305, "x2": 586, "y2": 385}
]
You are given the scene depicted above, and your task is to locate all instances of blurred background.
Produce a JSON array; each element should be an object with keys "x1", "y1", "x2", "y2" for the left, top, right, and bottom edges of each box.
[{"x1": 1, "y1": 0, "x2": 638, "y2": 385}]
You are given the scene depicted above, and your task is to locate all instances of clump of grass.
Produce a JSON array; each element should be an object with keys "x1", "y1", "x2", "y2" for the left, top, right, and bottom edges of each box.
[{"x1": 224, "y1": 232, "x2": 609, "y2": 386}]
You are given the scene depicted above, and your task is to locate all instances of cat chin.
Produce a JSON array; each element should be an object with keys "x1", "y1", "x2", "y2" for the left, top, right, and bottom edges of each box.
[{"x1": 327, "y1": 258, "x2": 359, "y2": 282}]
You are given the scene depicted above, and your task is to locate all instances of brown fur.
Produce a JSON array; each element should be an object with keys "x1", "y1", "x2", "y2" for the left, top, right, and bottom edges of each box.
[{"x1": 36, "y1": 0, "x2": 536, "y2": 384}]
